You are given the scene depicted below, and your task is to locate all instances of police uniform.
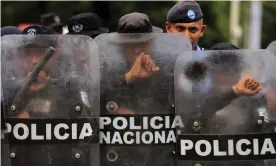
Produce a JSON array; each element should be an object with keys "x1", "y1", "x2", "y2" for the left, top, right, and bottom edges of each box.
[{"x1": 196, "y1": 45, "x2": 204, "y2": 51}]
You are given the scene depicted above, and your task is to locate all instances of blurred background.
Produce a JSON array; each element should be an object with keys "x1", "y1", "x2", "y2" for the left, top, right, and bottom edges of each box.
[{"x1": 1, "y1": 1, "x2": 276, "y2": 49}]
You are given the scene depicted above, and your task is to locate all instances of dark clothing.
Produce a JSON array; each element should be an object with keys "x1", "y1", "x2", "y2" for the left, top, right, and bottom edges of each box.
[
  {"x1": 177, "y1": 85, "x2": 269, "y2": 166},
  {"x1": 100, "y1": 51, "x2": 265, "y2": 166},
  {"x1": 2, "y1": 76, "x2": 95, "y2": 166}
]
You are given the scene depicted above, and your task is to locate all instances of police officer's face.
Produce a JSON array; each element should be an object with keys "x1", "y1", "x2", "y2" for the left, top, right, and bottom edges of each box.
[
  {"x1": 24, "y1": 47, "x2": 57, "y2": 73},
  {"x1": 123, "y1": 41, "x2": 152, "y2": 62},
  {"x1": 165, "y1": 19, "x2": 206, "y2": 49}
]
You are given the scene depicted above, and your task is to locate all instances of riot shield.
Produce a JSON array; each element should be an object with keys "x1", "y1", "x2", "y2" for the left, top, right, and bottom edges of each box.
[
  {"x1": 95, "y1": 33, "x2": 192, "y2": 166},
  {"x1": 265, "y1": 41, "x2": 276, "y2": 122},
  {"x1": 174, "y1": 50, "x2": 276, "y2": 166},
  {"x1": 1, "y1": 35, "x2": 100, "y2": 166},
  {"x1": 265, "y1": 41, "x2": 276, "y2": 166},
  {"x1": 267, "y1": 41, "x2": 276, "y2": 56}
]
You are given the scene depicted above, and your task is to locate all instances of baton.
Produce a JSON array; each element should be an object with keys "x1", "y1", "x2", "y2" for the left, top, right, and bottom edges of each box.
[{"x1": 11, "y1": 47, "x2": 56, "y2": 112}]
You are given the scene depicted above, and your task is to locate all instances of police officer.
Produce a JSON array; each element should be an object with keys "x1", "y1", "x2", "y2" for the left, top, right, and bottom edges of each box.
[
  {"x1": 2, "y1": 25, "x2": 95, "y2": 166},
  {"x1": 1, "y1": 25, "x2": 60, "y2": 166},
  {"x1": 1, "y1": 26, "x2": 22, "y2": 166},
  {"x1": 99, "y1": 12, "x2": 178, "y2": 166},
  {"x1": 100, "y1": 12, "x2": 163, "y2": 115},
  {"x1": 178, "y1": 43, "x2": 269, "y2": 166},
  {"x1": 165, "y1": 0, "x2": 206, "y2": 51},
  {"x1": 1, "y1": 26, "x2": 22, "y2": 129}
]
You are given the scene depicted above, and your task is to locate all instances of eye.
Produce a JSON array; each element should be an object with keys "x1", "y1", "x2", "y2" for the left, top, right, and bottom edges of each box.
[
  {"x1": 176, "y1": 26, "x2": 185, "y2": 32},
  {"x1": 189, "y1": 27, "x2": 198, "y2": 33}
]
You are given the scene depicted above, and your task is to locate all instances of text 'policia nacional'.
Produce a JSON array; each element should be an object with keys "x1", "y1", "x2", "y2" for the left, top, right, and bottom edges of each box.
[{"x1": 5, "y1": 115, "x2": 184, "y2": 145}]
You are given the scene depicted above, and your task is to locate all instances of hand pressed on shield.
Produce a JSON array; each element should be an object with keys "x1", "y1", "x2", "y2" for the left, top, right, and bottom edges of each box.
[
  {"x1": 125, "y1": 53, "x2": 160, "y2": 84},
  {"x1": 117, "y1": 107, "x2": 135, "y2": 115},
  {"x1": 16, "y1": 111, "x2": 30, "y2": 119},
  {"x1": 232, "y1": 76, "x2": 262, "y2": 96},
  {"x1": 28, "y1": 70, "x2": 50, "y2": 94}
]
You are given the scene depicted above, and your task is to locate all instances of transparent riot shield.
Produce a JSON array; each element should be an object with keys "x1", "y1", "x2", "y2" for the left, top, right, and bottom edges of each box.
[
  {"x1": 1, "y1": 35, "x2": 100, "y2": 166},
  {"x1": 265, "y1": 41, "x2": 276, "y2": 166},
  {"x1": 175, "y1": 50, "x2": 276, "y2": 166},
  {"x1": 267, "y1": 41, "x2": 276, "y2": 56},
  {"x1": 265, "y1": 41, "x2": 276, "y2": 122},
  {"x1": 95, "y1": 33, "x2": 192, "y2": 166}
]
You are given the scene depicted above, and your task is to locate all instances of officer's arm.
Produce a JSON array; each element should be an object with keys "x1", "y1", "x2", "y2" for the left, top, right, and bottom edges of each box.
[{"x1": 200, "y1": 88, "x2": 238, "y2": 118}]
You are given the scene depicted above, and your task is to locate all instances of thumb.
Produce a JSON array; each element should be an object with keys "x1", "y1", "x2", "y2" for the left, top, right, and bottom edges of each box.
[
  {"x1": 134, "y1": 53, "x2": 143, "y2": 68},
  {"x1": 153, "y1": 66, "x2": 160, "y2": 72}
]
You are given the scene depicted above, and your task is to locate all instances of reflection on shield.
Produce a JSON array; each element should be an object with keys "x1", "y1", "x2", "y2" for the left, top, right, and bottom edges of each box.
[
  {"x1": 175, "y1": 50, "x2": 276, "y2": 165},
  {"x1": 95, "y1": 33, "x2": 191, "y2": 166},
  {"x1": 1, "y1": 35, "x2": 100, "y2": 166},
  {"x1": 267, "y1": 41, "x2": 276, "y2": 57}
]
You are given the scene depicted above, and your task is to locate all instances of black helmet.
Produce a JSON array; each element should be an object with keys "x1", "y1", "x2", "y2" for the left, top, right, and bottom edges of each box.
[{"x1": 22, "y1": 25, "x2": 57, "y2": 48}]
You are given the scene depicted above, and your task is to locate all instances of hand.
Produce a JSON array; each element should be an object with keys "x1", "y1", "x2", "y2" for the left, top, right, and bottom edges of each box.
[
  {"x1": 28, "y1": 71, "x2": 50, "y2": 94},
  {"x1": 125, "y1": 53, "x2": 160, "y2": 83},
  {"x1": 117, "y1": 107, "x2": 135, "y2": 115},
  {"x1": 232, "y1": 76, "x2": 261, "y2": 96},
  {"x1": 16, "y1": 111, "x2": 30, "y2": 119}
]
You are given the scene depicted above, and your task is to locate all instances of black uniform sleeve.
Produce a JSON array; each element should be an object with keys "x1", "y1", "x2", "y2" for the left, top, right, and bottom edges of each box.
[{"x1": 200, "y1": 88, "x2": 238, "y2": 118}]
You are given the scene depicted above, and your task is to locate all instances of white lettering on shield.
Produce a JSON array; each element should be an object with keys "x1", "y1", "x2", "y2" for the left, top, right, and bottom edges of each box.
[
  {"x1": 180, "y1": 138, "x2": 276, "y2": 157},
  {"x1": 99, "y1": 115, "x2": 183, "y2": 144},
  {"x1": 5, "y1": 122, "x2": 93, "y2": 140}
]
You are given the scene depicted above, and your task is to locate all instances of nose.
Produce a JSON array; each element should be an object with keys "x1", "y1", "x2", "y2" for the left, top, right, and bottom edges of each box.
[
  {"x1": 30, "y1": 55, "x2": 39, "y2": 66},
  {"x1": 183, "y1": 30, "x2": 191, "y2": 40}
]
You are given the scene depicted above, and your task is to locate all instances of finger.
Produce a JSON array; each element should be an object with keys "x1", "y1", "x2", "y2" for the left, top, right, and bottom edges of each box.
[
  {"x1": 247, "y1": 80, "x2": 259, "y2": 88},
  {"x1": 252, "y1": 86, "x2": 262, "y2": 94},
  {"x1": 134, "y1": 54, "x2": 143, "y2": 69},
  {"x1": 244, "y1": 76, "x2": 251, "y2": 80},
  {"x1": 247, "y1": 81, "x2": 260, "y2": 90},
  {"x1": 245, "y1": 79, "x2": 256, "y2": 87},
  {"x1": 153, "y1": 66, "x2": 160, "y2": 72},
  {"x1": 244, "y1": 79, "x2": 249, "y2": 87},
  {"x1": 254, "y1": 80, "x2": 260, "y2": 87},
  {"x1": 147, "y1": 59, "x2": 154, "y2": 72},
  {"x1": 242, "y1": 75, "x2": 249, "y2": 81},
  {"x1": 144, "y1": 54, "x2": 151, "y2": 69}
]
